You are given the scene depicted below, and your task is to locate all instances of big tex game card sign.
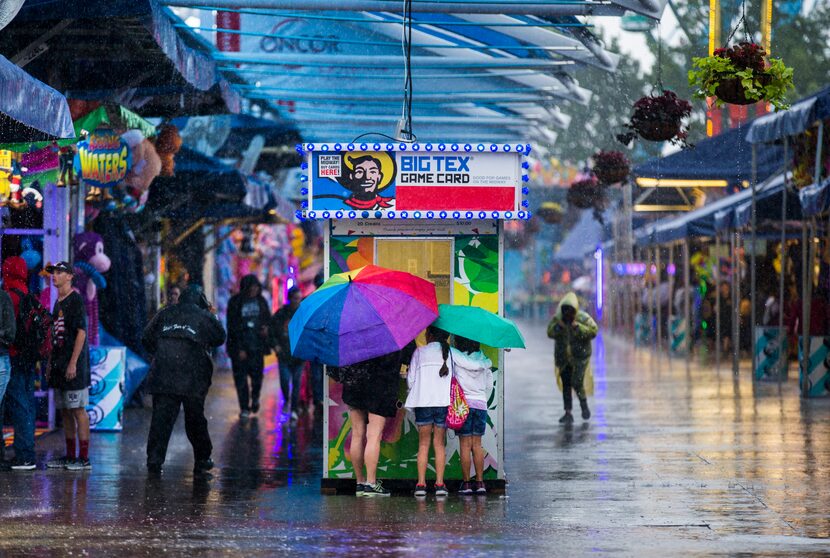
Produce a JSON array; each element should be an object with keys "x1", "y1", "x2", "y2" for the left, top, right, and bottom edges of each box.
[{"x1": 300, "y1": 142, "x2": 531, "y2": 220}]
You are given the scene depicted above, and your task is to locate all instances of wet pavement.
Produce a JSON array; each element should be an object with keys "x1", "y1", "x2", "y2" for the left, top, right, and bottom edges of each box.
[{"x1": 1, "y1": 322, "x2": 829, "y2": 556}]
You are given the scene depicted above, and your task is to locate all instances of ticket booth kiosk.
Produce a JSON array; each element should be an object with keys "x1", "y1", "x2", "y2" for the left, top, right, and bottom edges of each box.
[{"x1": 298, "y1": 141, "x2": 530, "y2": 493}]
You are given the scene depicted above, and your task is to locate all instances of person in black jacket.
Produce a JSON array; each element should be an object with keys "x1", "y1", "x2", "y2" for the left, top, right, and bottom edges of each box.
[
  {"x1": 226, "y1": 274, "x2": 271, "y2": 418},
  {"x1": 270, "y1": 287, "x2": 305, "y2": 420},
  {"x1": 142, "y1": 284, "x2": 226, "y2": 477}
]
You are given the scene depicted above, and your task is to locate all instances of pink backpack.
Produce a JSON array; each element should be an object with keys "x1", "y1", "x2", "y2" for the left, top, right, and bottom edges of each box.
[{"x1": 446, "y1": 376, "x2": 470, "y2": 430}]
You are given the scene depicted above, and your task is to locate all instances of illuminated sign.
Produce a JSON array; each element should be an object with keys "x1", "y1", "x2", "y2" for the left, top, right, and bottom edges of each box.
[
  {"x1": 301, "y1": 142, "x2": 531, "y2": 220},
  {"x1": 74, "y1": 128, "x2": 131, "y2": 188}
]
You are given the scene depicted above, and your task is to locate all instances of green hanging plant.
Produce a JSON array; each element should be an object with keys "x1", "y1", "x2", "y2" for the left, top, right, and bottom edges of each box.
[{"x1": 688, "y1": 42, "x2": 794, "y2": 110}]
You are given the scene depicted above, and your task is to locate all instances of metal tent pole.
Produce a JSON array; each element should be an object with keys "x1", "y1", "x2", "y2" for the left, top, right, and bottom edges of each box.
[
  {"x1": 802, "y1": 219, "x2": 815, "y2": 397},
  {"x1": 650, "y1": 246, "x2": 656, "y2": 350},
  {"x1": 732, "y1": 231, "x2": 740, "y2": 375},
  {"x1": 778, "y1": 138, "x2": 789, "y2": 389},
  {"x1": 750, "y1": 143, "x2": 758, "y2": 378},
  {"x1": 684, "y1": 239, "x2": 691, "y2": 359},
  {"x1": 656, "y1": 246, "x2": 663, "y2": 352},
  {"x1": 803, "y1": 121, "x2": 824, "y2": 397},
  {"x1": 667, "y1": 243, "x2": 676, "y2": 354},
  {"x1": 715, "y1": 234, "x2": 722, "y2": 368}
]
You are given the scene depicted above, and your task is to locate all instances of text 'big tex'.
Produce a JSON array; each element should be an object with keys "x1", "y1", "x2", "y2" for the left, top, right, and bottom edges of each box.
[{"x1": 399, "y1": 155, "x2": 471, "y2": 184}]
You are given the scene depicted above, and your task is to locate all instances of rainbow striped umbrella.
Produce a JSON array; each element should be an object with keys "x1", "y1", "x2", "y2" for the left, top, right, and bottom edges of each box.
[{"x1": 288, "y1": 265, "x2": 438, "y2": 366}]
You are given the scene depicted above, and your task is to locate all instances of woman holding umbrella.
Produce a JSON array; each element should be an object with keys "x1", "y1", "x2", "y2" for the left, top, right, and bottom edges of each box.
[
  {"x1": 336, "y1": 341, "x2": 415, "y2": 496},
  {"x1": 288, "y1": 265, "x2": 439, "y2": 497}
]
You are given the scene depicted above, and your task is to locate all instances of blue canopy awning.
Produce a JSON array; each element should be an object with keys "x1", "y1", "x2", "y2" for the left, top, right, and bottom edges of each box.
[
  {"x1": 172, "y1": 114, "x2": 301, "y2": 172},
  {"x1": 0, "y1": 0, "x2": 239, "y2": 117},
  {"x1": 552, "y1": 209, "x2": 608, "y2": 262},
  {"x1": 746, "y1": 86, "x2": 830, "y2": 144},
  {"x1": 0, "y1": 55, "x2": 74, "y2": 142},
  {"x1": 633, "y1": 124, "x2": 783, "y2": 187},
  {"x1": 799, "y1": 177, "x2": 830, "y2": 218},
  {"x1": 634, "y1": 173, "x2": 794, "y2": 246}
]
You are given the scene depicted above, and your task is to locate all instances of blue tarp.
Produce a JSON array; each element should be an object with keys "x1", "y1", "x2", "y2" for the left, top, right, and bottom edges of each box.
[
  {"x1": 1, "y1": 0, "x2": 239, "y2": 116},
  {"x1": 172, "y1": 114, "x2": 301, "y2": 172},
  {"x1": 552, "y1": 209, "x2": 609, "y2": 262},
  {"x1": 633, "y1": 124, "x2": 783, "y2": 187},
  {"x1": 746, "y1": 86, "x2": 830, "y2": 144},
  {"x1": 799, "y1": 177, "x2": 830, "y2": 218},
  {"x1": 0, "y1": 55, "x2": 74, "y2": 142}
]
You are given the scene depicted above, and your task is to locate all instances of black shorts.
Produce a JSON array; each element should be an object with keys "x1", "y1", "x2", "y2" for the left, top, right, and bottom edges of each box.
[{"x1": 342, "y1": 374, "x2": 401, "y2": 418}]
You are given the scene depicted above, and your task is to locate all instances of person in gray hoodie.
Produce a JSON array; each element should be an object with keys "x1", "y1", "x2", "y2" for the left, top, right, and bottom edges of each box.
[{"x1": 451, "y1": 335, "x2": 493, "y2": 495}]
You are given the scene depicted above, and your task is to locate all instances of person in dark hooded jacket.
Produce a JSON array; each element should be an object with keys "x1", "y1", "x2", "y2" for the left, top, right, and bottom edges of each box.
[
  {"x1": 142, "y1": 284, "x2": 226, "y2": 476},
  {"x1": 226, "y1": 274, "x2": 271, "y2": 417}
]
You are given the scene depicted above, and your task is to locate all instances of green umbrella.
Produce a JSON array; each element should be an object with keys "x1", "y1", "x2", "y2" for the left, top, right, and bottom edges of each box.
[{"x1": 432, "y1": 304, "x2": 525, "y2": 349}]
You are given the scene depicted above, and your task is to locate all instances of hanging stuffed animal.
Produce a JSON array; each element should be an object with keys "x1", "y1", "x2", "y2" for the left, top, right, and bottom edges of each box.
[
  {"x1": 20, "y1": 236, "x2": 42, "y2": 271},
  {"x1": 73, "y1": 232, "x2": 112, "y2": 346},
  {"x1": 153, "y1": 124, "x2": 182, "y2": 177},
  {"x1": 121, "y1": 129, "x2": 161, "y2": 210}
]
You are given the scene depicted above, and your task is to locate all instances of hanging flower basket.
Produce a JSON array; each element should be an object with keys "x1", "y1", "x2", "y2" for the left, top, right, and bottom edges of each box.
[
  {"x1": 618, "y1": 90, "x2": 692, "y2": 147},
  {"x1": 537, "y1": 201, "x2": 564, "y2": 224},
  {"x1": 592, "y1": 150, "x2": 630, "y2": 185},
  {"x1": 567, "y1": 177, "x2": 604, "y2": 210},
  {"x1": 688, "y1": 42, "x2": 794, "y2": 110}
]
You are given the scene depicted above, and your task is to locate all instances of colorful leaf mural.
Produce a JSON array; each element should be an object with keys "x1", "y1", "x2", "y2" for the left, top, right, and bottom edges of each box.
[{"x1": 326, "y1": 234, "x2": 501, "y2": 481}]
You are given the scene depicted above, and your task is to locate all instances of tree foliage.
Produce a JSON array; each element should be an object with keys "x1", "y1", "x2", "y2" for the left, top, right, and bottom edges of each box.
[{"x1": 550, "y1": 2, "x2": 830, "y2": 163}]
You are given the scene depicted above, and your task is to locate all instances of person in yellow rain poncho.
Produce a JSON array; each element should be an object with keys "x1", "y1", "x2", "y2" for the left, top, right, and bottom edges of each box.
[{"x1": 547, "y1": 292, "x2": 598, "y2": 424}]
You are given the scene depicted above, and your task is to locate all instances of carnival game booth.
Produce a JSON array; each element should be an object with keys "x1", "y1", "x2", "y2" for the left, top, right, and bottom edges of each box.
[
  {"x1": 747, "y1": 85, "x2": 830, "y2": 397},
  {"x1": 299, "y1": 141, "x2": 530, "y2": 494}
]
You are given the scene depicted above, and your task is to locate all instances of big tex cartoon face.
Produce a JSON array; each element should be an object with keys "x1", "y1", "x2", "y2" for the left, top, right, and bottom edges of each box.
[{"x1": 345, "y1": 155, "x2": 383, "y2": 200}]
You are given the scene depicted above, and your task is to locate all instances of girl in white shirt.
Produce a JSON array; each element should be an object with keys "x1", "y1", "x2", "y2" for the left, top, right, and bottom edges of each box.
[
  {"x1": 405, "y1": 325, "x2": 453, "y2": 497},
  {"x1": 451, "y1": 335, "x2": 494, "y2": 495}
]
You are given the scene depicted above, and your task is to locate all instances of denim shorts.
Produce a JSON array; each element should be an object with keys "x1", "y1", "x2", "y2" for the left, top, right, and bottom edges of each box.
[
  {"x1": 414, "y1": 406, "x2": 448, "y2": 428},
  {"x1": 458, "y1": 408, "x2": 488, "y2": 437}
]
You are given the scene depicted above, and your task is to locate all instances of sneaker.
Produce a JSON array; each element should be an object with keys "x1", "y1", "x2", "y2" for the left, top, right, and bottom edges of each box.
[
  {"x1": 580, "y1": 401, "x2": 591, "y2": 420},
  {"x1": 290, "y1": 411, "x2": 299, "y2": 421},
  {"x1": 559, "y1": 413, "x2": 574, "y2": 424},
  {"x1": 458, "y1": 481, "x2": 474, "y2": 495},
  {"x1": 147, "y1": 463, "x2": 163, "y2": 476},
  {"x1": 46, "y1": 456, "x2": 72, "y2": 469},
  {"x1": 414, "y1": 484, "x2": 427, "y2": 497},
  {"x1": 250, "y1": 403, "x2": 260, "y2": 416},
  {"x1": 10, "y1": 459, "x2": 37, "y2": 471},
  {"x1": 475, "y1": 481, "x2": 487, "y2": 495},
  {"x1": 363, "y1": 481, "x2": 391, "y2": 497},
  {"x1": 356, "y1": 483, "x2": 367, "y2": 496},
  {"x1": 194, "y1": 458, "x2": 214, "y2": 474},
  {"x1": 65, "y1": 458, "x2": 91, "y2": 471},
  {"x1": 240, "y1": 410, "x2": 250, "y2": 419},
  {"x1": 434, "y1": 483, "x2": 448, "y2": 497}
]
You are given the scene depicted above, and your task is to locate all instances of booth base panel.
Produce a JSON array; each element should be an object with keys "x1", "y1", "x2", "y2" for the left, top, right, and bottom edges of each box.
[{"x1": 321, "y1": 477, "x2": 507, "y2": 496}]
